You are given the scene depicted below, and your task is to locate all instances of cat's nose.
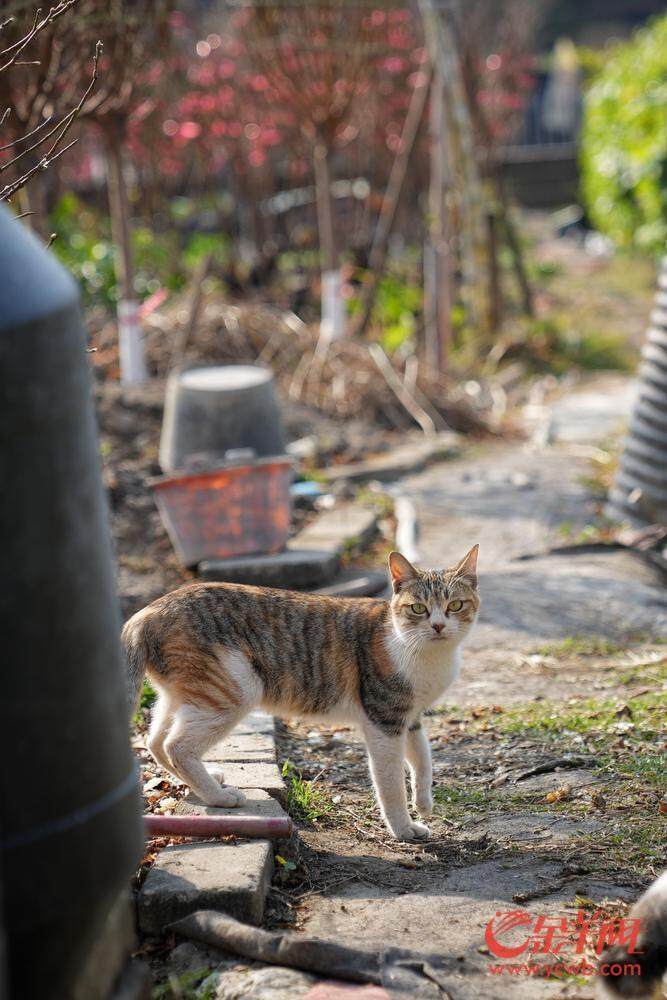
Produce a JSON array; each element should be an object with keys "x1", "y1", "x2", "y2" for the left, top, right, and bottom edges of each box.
[{"x1": 432, "y1": 623, "x2": 445, "y2": 634}]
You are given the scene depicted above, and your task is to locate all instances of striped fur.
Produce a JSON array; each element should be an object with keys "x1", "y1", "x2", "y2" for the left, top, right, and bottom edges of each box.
[{"x1": 124, "y1": 546, "x2": 480, "y2": 839}]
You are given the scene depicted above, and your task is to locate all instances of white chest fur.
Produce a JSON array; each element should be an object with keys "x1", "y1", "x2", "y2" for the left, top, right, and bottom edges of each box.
[
  {"x1": 389, "y1": 634, "x2": 463, "y2": 712},
  {"x1": 413, "y1": 643, "x2": 462, "y2": 710}
]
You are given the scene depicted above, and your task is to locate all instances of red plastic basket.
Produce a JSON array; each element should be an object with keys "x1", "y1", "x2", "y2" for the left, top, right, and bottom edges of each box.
[{"x1": 151, "y1": 456, "x2": 293, "y2": 567}]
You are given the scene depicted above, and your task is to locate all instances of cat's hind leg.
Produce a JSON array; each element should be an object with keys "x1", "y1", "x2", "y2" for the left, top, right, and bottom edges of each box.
[
  {"x1": 146, "y1": 691, "x2": 176, "y2": 776},
  {"x1": 162, "y1": 704, "x2": 248, "y2": 807}
]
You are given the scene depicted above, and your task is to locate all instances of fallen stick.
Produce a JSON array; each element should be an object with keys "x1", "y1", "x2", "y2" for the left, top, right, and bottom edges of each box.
[
  {"x1": 144, "y1": 814, "x2": 292, "y2": 839},
  {"x1": 169, "y1": 911, "x2": 453, "y2": 995},
  {"x1": 168, "y1": 910, "x2": 383, "y2": 984},
  {"x1": 368, "y1": 344, "x2": 438, "y2": 435}
]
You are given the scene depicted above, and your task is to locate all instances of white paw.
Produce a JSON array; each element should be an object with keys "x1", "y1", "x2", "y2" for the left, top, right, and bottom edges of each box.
[
  {"x1": 205, "y1": 764, "x2": 226, "y2": 784},
  {"x1": 415, "y1": 793, "x2": 434, "y2": 817},
  {"x1": 202, "y1": 785, "x2": 246, "y2": 808},
  {"x1": 392, "y1": 820, "x2": 430, "y2": 842}
]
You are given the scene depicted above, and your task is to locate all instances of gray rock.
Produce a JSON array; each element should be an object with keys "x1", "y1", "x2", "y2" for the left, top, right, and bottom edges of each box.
[
  {"x1": 473, "y1": 812, "x2": 600, "y2": 845},
  {"x1": 206, "y1": 965, "x2": 315, "y2": 1000},
  {"x1": 513, "y1": 768, "x2": 600, "y2": 795}
]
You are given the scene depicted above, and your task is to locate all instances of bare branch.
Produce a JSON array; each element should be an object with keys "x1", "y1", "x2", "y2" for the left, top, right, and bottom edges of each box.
[
  {"x1": 0, "y1": 1, "x2": 80, "y2": 72},
  {"x1": 0, "y1": 39, "x2": 101, "y2": 202},
  {"x1": 0, "y1": 113, "x2": 53, "y2": 153}
]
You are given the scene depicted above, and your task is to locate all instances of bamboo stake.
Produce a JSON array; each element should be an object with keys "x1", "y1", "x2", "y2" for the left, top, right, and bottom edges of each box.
[
  {"x1": 349, "y1": 65, "x2": 432, "y2": 337},
  {"x1": 368, "y1": 343, "x2": 437, "y2": 435}
]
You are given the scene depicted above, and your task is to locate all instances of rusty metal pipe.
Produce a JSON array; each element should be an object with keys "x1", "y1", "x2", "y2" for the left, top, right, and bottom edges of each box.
[{"x1": 144, "y1": 814, "x2": 292, "y2": 839}]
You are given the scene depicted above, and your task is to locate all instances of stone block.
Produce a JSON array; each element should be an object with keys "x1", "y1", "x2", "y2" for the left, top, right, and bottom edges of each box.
[
  {"x1": 199, "y1": 548, "x2": 337, "y2": 589},
  {"x1": 138, "y1": 840, "x2": 273, "y2": 934}
]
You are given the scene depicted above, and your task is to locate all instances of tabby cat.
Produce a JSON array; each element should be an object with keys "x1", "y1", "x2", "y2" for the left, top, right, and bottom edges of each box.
[{"x1": 124, "y1": 546, "x2": 480, "y2": 841}]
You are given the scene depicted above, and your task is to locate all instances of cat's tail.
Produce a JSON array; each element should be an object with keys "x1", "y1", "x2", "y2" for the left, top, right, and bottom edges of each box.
[
  {"x1": 121, "y1": 609, "x2": 150, "y2": 717},
  {"x1": 597, "y1": 870, "x2": 667, "y2": 998}
]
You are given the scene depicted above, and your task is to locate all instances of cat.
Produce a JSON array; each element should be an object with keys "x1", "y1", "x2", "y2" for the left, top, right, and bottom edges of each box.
[
  {"x1": 597, "y1": 870, "x2": 667, "y2": 999},
  {"x1": 123, "y1": 545, "x2": 480, "y2": 841}
]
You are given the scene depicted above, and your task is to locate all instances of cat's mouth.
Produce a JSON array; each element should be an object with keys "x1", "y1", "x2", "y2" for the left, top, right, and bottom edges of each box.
[{"x1": 430, "y1": 633, "x2": 448, "y2": 641}]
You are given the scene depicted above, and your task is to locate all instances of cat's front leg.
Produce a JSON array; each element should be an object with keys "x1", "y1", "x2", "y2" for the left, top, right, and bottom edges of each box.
[
  {"x1": 364, "y1": 724, "x2": 429, "y2": 841},
  {"x1": 406, "y1": 719, "x2": 433, "y2": 817}
]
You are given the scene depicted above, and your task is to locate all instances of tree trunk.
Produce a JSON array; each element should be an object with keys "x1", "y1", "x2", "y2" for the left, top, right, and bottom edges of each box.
[
  {"x1": 313, "y1": 141, "x2": 344, "y2": 341},
  {"x1": 104, "y1": 120, "x2": 146, "y2": 383}
]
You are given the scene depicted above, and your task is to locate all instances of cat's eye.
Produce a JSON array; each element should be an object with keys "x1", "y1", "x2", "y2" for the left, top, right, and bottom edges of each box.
[
  {"x1": 410, "y1": 602, "x2": 428, "y2": 615},
  {"x1": 448, "y1": 600, "x2": 463, "y2": 612}
]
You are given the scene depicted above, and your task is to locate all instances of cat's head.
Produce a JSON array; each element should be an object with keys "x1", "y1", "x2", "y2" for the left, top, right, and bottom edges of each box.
[{"x1": 387, "y1": 546, "x2": 480, "y2": 649}]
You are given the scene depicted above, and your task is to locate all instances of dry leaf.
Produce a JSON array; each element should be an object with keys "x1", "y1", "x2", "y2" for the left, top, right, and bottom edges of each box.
[
  {"x1": 615, "y1": 703, "x2": 633, "y2": 719},
  {"x1": 545, "y1": 783, "x2": 572, "y2": 803}
]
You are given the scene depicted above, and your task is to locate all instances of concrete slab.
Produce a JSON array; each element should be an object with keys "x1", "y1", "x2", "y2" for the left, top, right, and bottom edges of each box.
[
  {"x1": 319, "y1": 434, "x2": 461, "y2": 484},
  {"x1": 199, "y1": 548, "x2": 338, "y2": 589},
  {"x1": 204, "y1": 729, "x2": 276, "y2": 764},
  {"x1": 176, "y1": 787, "x2": 287, "y2": 822},
  {"x1": 295, "y1": 504, "x2": 378, "y2": 554},
  {"x1": 199, "y1": 504, "x2": 379, "y2": 589},
  {"x1": 138, "y1": 840, "x2": 273, "y2": 934},
  {"x1": 212, "y1": 760, "x2": 286, "y2": 805},
  {"x1": 235, "y1": 710, "x2": 276, "y2": 736},
  {"x1": 301, "y1": 858, "x2": 594, "y2": 999}
]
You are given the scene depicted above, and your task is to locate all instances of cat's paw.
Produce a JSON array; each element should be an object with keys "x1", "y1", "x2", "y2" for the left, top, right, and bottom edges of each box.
[
  {"x1": 203, "y1": 785, "x2": 246, "y2": 808},
  {"x1": 392, "y1": 820, "x2": 430, "y2": 842},
  {"x1": 415, "y1": 792, "x2": 434, "y2": 817}
]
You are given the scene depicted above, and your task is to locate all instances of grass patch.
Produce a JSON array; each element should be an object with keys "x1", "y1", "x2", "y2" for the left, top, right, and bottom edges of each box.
[
  {"x1": 555, "y1": 517, "x2": 623, "y2": 545},
  {"x1": 153, "y1": 968, "x2": 216, "y2": 999},
  {"x1": 536, "y1": 636, "x2": 624, "y2": 659},
  {"x1": 282, "y1": 760, "x2": 332, "y2": 824},
  {"x1": 133, "y1": 679, "x2": 157, "y2": 725},
  {"x1": 614, "y1": 752, "x2": 667, "y2": 790},
  {"x1": 432, "y1": 782, "x2": 534, "y2": 820},
  {"x1": 433, "y1": 785, "x2": 487, "y2": 812},
  {"x1": 495, "y1": 690, "x2": 666, "y2": 742},
  {"x1": 356, "y1": 487, "x2": 395, "y2": 519}
]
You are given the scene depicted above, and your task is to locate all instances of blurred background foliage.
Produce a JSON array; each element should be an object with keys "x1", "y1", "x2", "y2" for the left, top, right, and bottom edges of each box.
[{"x1": 580, "y1": 13, "x2": 667, "y2": 254}]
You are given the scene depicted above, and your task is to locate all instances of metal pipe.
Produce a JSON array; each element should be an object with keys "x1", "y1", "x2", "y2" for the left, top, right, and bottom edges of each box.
[{"x1": 145, "y1": 814, "x2": 292, "y2": 839}]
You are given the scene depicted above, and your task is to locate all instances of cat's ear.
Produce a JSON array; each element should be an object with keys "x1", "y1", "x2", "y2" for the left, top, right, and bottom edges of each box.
[
  {"x1": 388, "y1": 551, "x2": 419, "y2": 592},
  {"x1": 454, "y1": 544, "x2": 479, "y2": 584}
]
